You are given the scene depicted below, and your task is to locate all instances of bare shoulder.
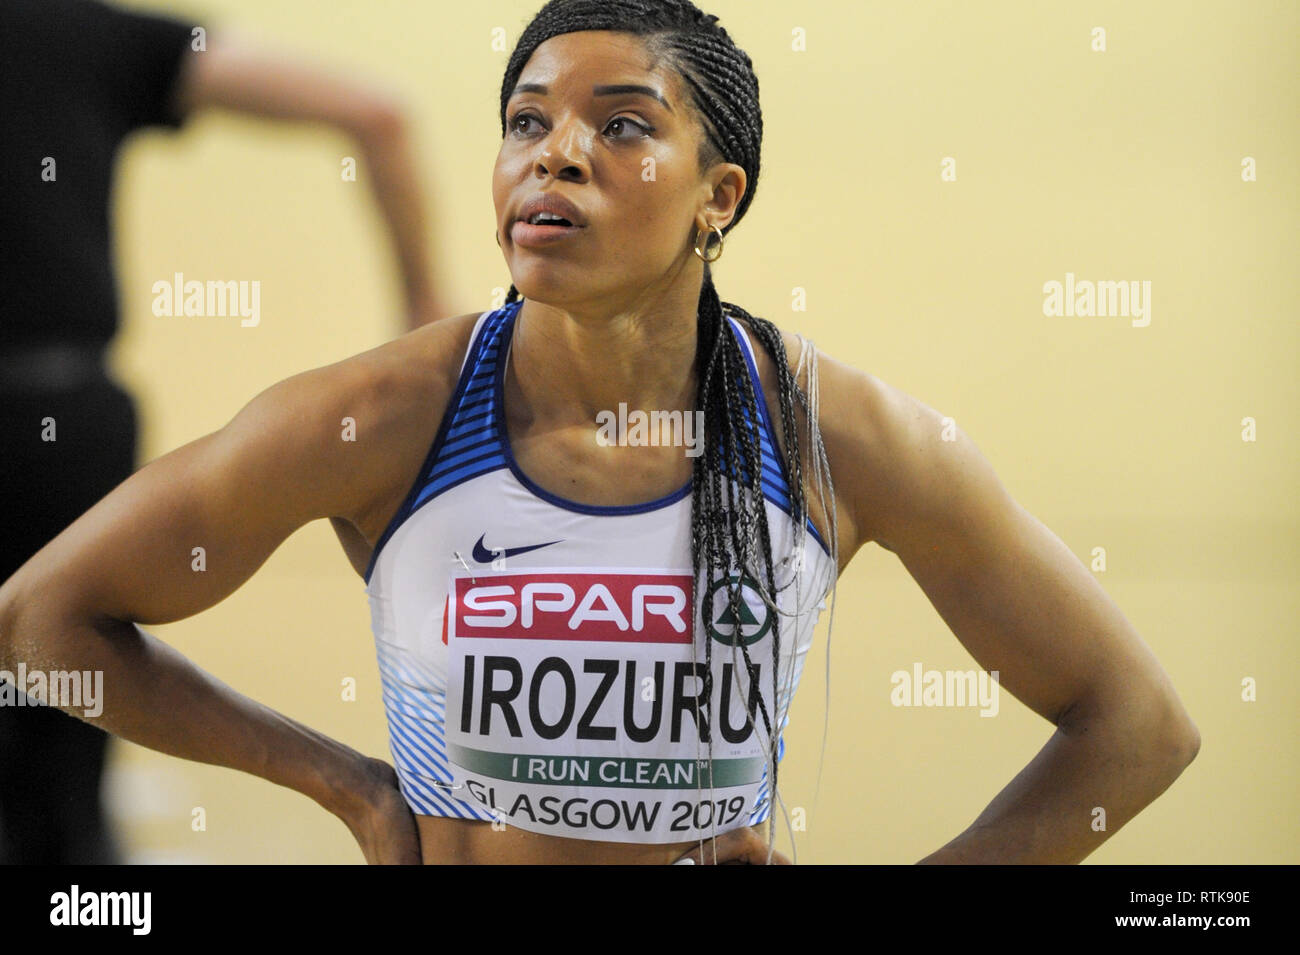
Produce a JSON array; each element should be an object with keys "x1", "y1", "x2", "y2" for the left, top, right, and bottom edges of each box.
[
  {"x1": 329, "y1": 312, "x2": 486, "y2": 542},
  {"x1": 351, "y1": 310, "x2": 483, "y2": 396},
  {"x1": 788, "y1": 336, "x2": 1016, "y2": 564},
  {"x1": 739, "y1": 318, "x2": 978, "y2": 565}
]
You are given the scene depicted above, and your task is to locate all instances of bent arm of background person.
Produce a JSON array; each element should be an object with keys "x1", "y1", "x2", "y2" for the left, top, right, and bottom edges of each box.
[
  {"x1": 169, "y1": 30, "x2": 447, "y2": 330},
  {"x1": 817, "y1": 356, "x2": 1201, "y2": 864},
  {"x1": 0, "y1": 348, "x2": 422, "y2": 860}
]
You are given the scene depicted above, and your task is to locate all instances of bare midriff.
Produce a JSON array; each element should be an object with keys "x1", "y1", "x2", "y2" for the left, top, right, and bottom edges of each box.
[{"x1": 414, "y1": 814, "x2": 767, "y2": 864}]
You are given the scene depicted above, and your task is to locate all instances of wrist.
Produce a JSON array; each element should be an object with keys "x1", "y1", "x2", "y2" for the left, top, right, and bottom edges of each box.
[{"x1": 309, "y1": 748, "x2": 387, "y2": 822}]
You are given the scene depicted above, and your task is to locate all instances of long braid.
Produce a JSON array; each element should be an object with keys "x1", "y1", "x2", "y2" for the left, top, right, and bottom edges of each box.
[
  {"x1": 692, "y1": 263, "x2": 780, "y2": 857},
  {"x1": 691, "y1": 263, "x2": 780, "y2": 857},
  {"x1": 497, "y1": 0, "x2": 835, "y2": 865}
]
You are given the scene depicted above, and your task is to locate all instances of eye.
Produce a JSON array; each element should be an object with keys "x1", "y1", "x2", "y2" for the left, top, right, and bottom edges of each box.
[
  {"x1": 509, "y1": 110, "x2": 540, "y2": 135},
  {"x1": 604, "y1": 116, "x2": 653, "y2": 139}
]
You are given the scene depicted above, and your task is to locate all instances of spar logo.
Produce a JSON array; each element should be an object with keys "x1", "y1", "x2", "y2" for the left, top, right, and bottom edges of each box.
[
  {"x1": 454, "y1": 572, "x2": 692, "y2": 643},
  {"x1": 448, "y1": 570, "x2": 770, "y2": 748},
  {"x1": 705, "y1": 575, "x2": 771, "y2": 646}
]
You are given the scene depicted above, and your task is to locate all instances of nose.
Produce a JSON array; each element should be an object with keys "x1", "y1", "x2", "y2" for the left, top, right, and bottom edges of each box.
[{"x1": 534, "y1": 116, "x2": 590, "y2": 181}]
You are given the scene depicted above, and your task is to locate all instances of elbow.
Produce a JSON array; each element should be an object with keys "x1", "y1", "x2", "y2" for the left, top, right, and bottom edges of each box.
[
  {"x1": 0, "y1": 569, "x2": 91, "y2": 671},
  {"x1": 353, "y1": 91, "x2": 409, "y2": 144},
  {"x1": 1171, "y1": 711, "x2": 1201, "y2": 767},
  {"x1": 1063, "y1": 683, "x2": 1201, "y2": 775},
  {"x1": 0, "y1": 576, "x2": 21, "y2": 669},
  {"x1": 1146, "y1": 700, "x2": 1201, "y2": 779}
]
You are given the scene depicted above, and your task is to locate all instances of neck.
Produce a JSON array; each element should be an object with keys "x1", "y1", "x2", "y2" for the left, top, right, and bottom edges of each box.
[{"x1": 509, "y1": 268, "x2": 713, "y2": 424}]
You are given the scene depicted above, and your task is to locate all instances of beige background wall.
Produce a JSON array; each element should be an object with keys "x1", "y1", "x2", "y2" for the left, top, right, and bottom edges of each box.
[{"x1": 101, "y1": 0, "x2": 1296, "y2": 862}]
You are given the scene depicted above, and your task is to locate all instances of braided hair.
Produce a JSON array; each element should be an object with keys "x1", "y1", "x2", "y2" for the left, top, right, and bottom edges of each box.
[{"x1": 497, "y1": 0, "x2": 838, "y2": 864}]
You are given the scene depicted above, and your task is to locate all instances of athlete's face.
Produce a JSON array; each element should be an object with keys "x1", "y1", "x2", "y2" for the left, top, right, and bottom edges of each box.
[{"x1": 493, "y1": 31, "x2": 745, "y2": 313}]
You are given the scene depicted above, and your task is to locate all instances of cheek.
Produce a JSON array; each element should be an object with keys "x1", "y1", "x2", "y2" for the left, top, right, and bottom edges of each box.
[
  {"x1": 490, "y1": 155, "x2": 511, "y2": 207},
  {"x1": 613, "y1": 163, "x2": 695, "y2": 245},
  {"x1": 492, "y1": 148, "x2": 532, "y2": 202}
]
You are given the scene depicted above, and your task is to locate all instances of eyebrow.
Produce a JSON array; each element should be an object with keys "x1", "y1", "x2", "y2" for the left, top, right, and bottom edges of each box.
[{"x1": 511, "y1": 82, "x2": 673, "y2": 112}]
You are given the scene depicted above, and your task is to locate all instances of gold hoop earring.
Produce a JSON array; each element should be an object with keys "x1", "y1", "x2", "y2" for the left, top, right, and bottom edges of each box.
[{"x1": 693, "y1": 224, "x2": 724, "y2": 263}]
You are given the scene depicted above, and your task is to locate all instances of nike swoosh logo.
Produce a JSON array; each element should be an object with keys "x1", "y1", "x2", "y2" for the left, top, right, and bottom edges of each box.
[{"x1": 472, "y1": 534, "x2": 563, "y2": 564}]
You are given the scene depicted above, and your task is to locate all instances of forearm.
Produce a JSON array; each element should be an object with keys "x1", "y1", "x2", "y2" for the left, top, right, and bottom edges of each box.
[
  {"x1": 1, "y1": 602, "x2": 372, "y2": 821},
  {"x1": 173, "y1": 35, "x2": 444, "y2": 329},
  {"x1": 353, "y1": 112, "x2": 443, "y2": 328},
  {"x1": 918, "y1": 709, "x2": 1199, "y2": 864}
]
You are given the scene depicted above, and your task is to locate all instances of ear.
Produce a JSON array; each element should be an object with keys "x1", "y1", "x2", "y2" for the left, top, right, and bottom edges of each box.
[{"x1": 696, "y1": 161, "x2": 747, "y2": 234}]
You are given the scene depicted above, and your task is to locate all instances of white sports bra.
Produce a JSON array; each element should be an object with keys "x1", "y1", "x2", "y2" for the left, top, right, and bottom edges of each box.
[{"x1": 363, "y1": 300, "x2": 834, "y2": 843}]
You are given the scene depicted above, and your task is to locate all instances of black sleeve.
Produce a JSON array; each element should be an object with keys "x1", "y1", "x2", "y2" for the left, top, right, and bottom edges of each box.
[{"x1": 90, "y1": 0, "x2": 199, "y2": 131}]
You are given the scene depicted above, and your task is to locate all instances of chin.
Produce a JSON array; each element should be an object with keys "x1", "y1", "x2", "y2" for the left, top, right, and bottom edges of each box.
[{"x1": 510, "y1": 271, "x2": 582, "y2": 307}]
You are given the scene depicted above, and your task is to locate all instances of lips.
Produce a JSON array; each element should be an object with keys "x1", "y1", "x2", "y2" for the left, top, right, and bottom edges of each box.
[
  {"x1": 515, "y1": 194, "x2": 587, "y2": 229},
  {"x1": 511, "y1": 218, "x2": 583, "y2": 247},
  {"x1": 508, "y1": 193, "x2": 588, "y2": 249}
]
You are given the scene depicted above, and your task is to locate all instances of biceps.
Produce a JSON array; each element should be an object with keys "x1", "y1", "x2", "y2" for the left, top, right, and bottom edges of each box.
[
  {"x1": 2, "y1": 369, "x2": 352, "y2": 628},
  {"x1": 8, "y1": 431, "x2": 296, "y2": 627},
  {"x1": 883, "y1": 427, "x2": 1174, "y2": 727}
]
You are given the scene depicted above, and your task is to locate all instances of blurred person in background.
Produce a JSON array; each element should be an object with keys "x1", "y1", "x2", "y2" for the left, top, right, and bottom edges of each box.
[{"x1": 0, "y1": 0, "x2": 445, "y2": 864}]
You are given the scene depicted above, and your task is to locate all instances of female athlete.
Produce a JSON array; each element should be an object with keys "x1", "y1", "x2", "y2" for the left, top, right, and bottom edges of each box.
[{"x1": 0, "y1": 0, "x2": 1198, "y2": 865}]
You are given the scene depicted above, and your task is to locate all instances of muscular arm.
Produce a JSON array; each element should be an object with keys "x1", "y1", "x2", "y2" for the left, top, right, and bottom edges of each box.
[
  {"x1": 813, "y1": 353, "x2": 1200, "y2": 864},
  {"x1": 170, "y1": 32, "x2": 448, "y2": 329},
  {"x1": 0, "y1": 333, "x2": 459, "y2": 862}
]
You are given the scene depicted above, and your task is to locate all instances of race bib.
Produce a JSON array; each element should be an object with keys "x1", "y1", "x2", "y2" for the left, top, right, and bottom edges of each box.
[{"x1": 444, "y1": 568, "x2": 779, "y2": 842}]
